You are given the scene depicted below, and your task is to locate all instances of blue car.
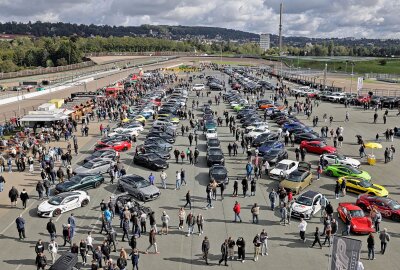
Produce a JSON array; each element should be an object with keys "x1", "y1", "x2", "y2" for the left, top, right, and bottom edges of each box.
[
  {"x1": 258, "y1": 140, "x2": 285, "y2": 156},
  {"x1": 286, "y1": 125, "x2": 313, "y2": 133},
  {"x1": 282, "y1": 122, "x2": 305, "y2": 131},
  {"x1": 205, "y1": 120, "x2": 217, "y2": 130}
]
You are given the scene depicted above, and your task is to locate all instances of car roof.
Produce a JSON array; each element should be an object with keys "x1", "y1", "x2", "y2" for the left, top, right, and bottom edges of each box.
[
  {"x1": 299, "y1": 190, "x2": 319, "y2": 198},
  {"x1": 277, "y1": 159, "x2": 297, "y2": 165},
  {"x1": 55, "y1": 191, "x2": 83, "y2": 198}
]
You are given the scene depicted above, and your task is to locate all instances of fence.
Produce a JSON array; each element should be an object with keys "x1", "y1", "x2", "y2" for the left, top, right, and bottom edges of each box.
[{"x1": 0, "y1": 61, "x2": 95, "y2": 80}]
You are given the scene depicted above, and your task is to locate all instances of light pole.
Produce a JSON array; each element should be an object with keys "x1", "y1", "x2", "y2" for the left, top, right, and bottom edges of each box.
[{"x1": 349, "y1": 62, "x2": 355, "y2": 93}]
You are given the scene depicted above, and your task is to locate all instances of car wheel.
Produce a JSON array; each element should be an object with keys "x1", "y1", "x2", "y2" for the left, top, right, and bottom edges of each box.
[
  {"x1": 81, "y1": 199, "x2": 89, "y2": 207},
  {"x1": 118, "y1": 185, "x2": 125, "y2": 192},
  {"x1": 53, "y1": 209, "x2": 62, "y2": 217},
  {"x1": 138, "y1": 193, "x2": 144, "y2": 201},
  {"x1": 94, "y1": 182, "x2": 100, "y2": 188},
  {"x1": 326, "y1": 170, "x2": 333, "y2": 177},
  {"x1": 123, "y1": 147, "x2": 128, "y2": 151},
  {"x1": 368, "y1": 192, "x2": 375, "y2": 196}
]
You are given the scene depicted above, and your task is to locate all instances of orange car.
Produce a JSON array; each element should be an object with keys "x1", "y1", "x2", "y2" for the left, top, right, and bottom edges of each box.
[{"x1": 259, "y1": 103, "x2": 286, "y2": 110}]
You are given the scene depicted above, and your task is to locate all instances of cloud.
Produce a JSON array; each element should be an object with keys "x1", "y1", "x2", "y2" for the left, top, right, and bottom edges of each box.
[{"x1": 0, "y1": 0, "x2": 399, "y2": 38}]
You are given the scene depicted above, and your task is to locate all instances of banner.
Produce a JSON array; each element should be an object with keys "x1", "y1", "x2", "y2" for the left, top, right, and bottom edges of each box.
[
  {"x1": 330, "y1": 236, "x2": 362, "y2": 270},
  {"x1": 357, "y1": 77, "x2": 363, "y2": 95}
]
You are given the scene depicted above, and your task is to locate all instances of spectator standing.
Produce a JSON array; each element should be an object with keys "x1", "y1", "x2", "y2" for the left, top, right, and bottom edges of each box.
[
  {"x1": 15, "y1": 214, "x2": 26, "y2": 240},
  {"x1": 201, "y1": 236, "x2": 210, "y2": 265},
  {"x1": 379, "y1": 228, "x2": 390, "y2": 255}
]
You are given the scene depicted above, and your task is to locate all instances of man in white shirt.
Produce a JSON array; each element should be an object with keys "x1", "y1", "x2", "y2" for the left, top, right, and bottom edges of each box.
[{"x1": 298, "y1": 218, "x2": 307, "y2": 242}]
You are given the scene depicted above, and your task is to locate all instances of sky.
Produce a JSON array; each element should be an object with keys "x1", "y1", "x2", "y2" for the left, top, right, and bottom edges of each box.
[{"x1": 0, "y1": 0, "x2": 399, "y2": 39}]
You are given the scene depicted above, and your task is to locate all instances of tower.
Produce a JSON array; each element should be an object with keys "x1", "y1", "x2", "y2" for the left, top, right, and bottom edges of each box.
[{"x1": 279, "y1": 3, "x2": 283, "y2": 56}]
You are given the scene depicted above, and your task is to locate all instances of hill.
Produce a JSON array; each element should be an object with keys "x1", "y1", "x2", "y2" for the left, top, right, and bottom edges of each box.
[{"x1": 0, "y1": 21, "x2": 259, "y2": 41}]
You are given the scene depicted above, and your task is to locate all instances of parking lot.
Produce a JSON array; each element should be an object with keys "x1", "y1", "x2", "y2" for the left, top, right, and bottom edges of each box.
[{"x1": 0, "y1": 65, "x2": 399, "y2": 270}]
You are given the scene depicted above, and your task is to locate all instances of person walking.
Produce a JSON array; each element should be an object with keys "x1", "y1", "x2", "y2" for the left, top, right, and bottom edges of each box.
[
  {"x1": 232, "y1": 179, "x2": 238, "y2": 197},
  {"x1": 46, "y1": 218, "x2": 57, "y2": 241},
  {"x1": 15, "y1": 214, "x2": 26, "y2": 240},
  {"x1": 130, "y1": 248, "x2": 140, "y2": 270},
  {"x1": 269, "y1": 189, "x2": 278, "y2": 210},
  {"x1": 298, "y1": 218, "x2": 307, "y2": 242},
  {"x1": 160, "y1": 170, "x2": 167, "y2": 189},
  {"x1": 218, "y1": 239, "x2": 229, "y2": 266},
  {"x1": 201, "y1": 236, "x2": 210, "y2": 265},
  {"x1": 260, "y1": 229, "x2": 268, "y2": 256},
  {"x1": 374, "y1": 209, "x2": 382, "y2": 233},
  {"x1": 145, "y1": 228, "x2": 159, "y2": 254},
  {"x1": 233, "y1": 201, "x2": 242, "y2": 222},
  {"x1": 186, "y1": 212, "x2": 195, "y2": 236},
  {"x1": 253, "y1": 234, "x2": 261, "y2": 261},
  {"x1": 184, "y1": 190, "x2": 192, "y2": 210},
  {"x1": 20, "y1": 188, "x2": 29, "y2": 209},
  {"x1": 334, "y1": 181, "x2": 340, "y2": 199},
  {"x1": 35, "y1": 252, "x2": 47, "y2": 270},
  {"x1": 79, "y1": 239, "x2": 88, "y2": 265},
  {"x1": 175, "y1": 171, "x2": 181, "y2": 190},
  {"x1": 160, "y1": 211, "x2": 170, "y2": 235},
  {"x1": 236, "y1": 237, "x2": 246, "y2": 263},
  {"x1": 280, "y1": 203, "x2": 288, "y2": 226},
  {"x1": 367, "y1": 233, "x2": 375, "y2": 260},
  {"x1": 310, "y1": 227, "x2": 322, "y2": 248},
  {"x1": 0, "y1": 174, "x2": 5, "y2": 192},
  {"x1": 148, "y1": 173, "x2": 155, "y2": 185},
  {"x1": 227, "y1": 237, "x2": 235, "y2": 260},
  {"x1": 251, "y1": 203, "x2": 260, "y2": 224},
  {"x1": 379, "y1": 228, "x2": 390, "y2": 255},
  {"x1": 8, "y1": 186, "x2": 19, "y2": 207},
  {"x1": 241, "y1": 178, "x2": 248, "y2": 198},
  {"x1": 48, "y1": 239, "x2": 59, "y2": 265},
  {"x1": 196, "y1": 213, "x2": 204, "y2": 235}
]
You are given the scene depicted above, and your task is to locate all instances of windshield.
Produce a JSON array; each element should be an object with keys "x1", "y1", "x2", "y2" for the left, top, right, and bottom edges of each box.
[
  {"x1": 287, "y1": 172, "x2": 305, "y2": 182},
  {"x1": 48, "y1": 196, "x2": 63, "y2": 206},
  {"x1": 336, "y1": 154, "x2": 345, "y2": 160},
  {"x1": 359, "y1": 181, "x2": 372, "y2": 188},
  {"x1": 136, "y1": 179, "x2": 150, "y2": 188},
  {"x1": 350, "y1": 210, "x2": 365, "y2": 217},
  {"x1": 212, "y1": 168, "x2": 227, "y2": 175},
  {"x1": 82, "y1": 162, "x2": 94, "y2": 169},
  {"x1": 147, "y1": 154, "x2": 159, "y2": 161},
  {"x1": 69, "y1": 175, "x2": 84, "y2": 182},
  {"x1": 275, "y1": 163, "x2": 288, "y2": 170},
  {"x1": 266, "y1": 149, "x2": 281, "y2": 155},
  {"x1": 209, "y1": 149, "x2": 222, "y2": 155},
  {"x1": 296, "y1": 196, "x2": 313, "y2": 206},
  {"x1": 348, "y1": 167, "x2": 361, "y2": 174}
]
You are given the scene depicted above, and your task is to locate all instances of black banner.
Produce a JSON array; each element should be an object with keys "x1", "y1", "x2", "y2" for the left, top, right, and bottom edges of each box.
[{"x1": 330, "y1": 236, "x2": 362, "y2": 270}]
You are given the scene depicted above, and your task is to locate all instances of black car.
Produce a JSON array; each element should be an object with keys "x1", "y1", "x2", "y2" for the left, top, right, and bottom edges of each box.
[
  {"x1": 55, "y1": 174, "x2": 105, "y2": 193},
  {"x1": 138, "y1": 144, "x2": 171, "y2": 159},
  {"x1": 133, "y1": 153, "x2": 169, "y2": 171},
  {"x1": 294, "y1": 133, "x2": 326, "y2": 144},
  {"x1": 114, "y1": 194, "x2": 152, "y2": 216},
  {"x1": 242, "y1": 117, "x2": 263, "y2": 128},
  {"x1": 206, "y1": 138, "x2": 221, "y2": 149},
  {"x1": 206, "y1": 147, "x2": 225, "y2": 167},
  {"x1": 146, "y1": 133, "x2": 175, "y2": 144},
  {"x1": 237, "y1": 110, "x2": 257, "y2": 119},
  {"x1": 252, "y1": 132, "x2": 280, "y2": 147},
  {"x1": 209, "y1": 165, "x2": 229, "y2": 185},
  {"x1": 83, "y1": 149, "x2": 117, "y2": 164},
  {"x1": 209, "y1": 82, "x2": 223, "y2": 91},
  {"x1": 262, "y1": 148, "x2": 289, "y2": 166}
]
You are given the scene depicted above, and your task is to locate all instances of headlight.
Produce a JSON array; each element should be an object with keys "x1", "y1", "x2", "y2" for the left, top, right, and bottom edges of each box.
[
  {"x1": 353, "y1": 225, "x2": 357, "y2": 229},
  {"x1": 221, "y1": 158, "x2": 225, "y2": 162}
]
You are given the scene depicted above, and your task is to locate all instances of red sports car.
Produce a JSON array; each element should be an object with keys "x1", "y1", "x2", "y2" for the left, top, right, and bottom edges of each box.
[
  {"x1": 300, "y1": 141, "x2": 336, "y2": 154},
  {"x1": 94, "y1": 140, "x2": 132, "y2": 152},
  {"x1": 356, "y1": 194, "x2": 400, "y2": 222},
  {"x1": 337, "y1": 202, "x2": 375, "y2": 234}
]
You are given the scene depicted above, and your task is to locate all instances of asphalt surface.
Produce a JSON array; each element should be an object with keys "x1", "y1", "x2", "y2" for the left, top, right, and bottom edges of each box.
[{"x1": 0, "y1": 68, "x2": 399, "y2": 270}]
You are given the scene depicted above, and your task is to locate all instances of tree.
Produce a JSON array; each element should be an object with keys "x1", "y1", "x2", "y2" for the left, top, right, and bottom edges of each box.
[{"x1": 379, "y1": 59, "x2": 387, "y2": 66}]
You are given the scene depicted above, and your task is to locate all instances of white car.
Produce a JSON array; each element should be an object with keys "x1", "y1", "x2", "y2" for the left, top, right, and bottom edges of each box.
[
  {"x1": 192, "y1": 84, "x2": 205, "y2": 91},
  {"x1": 37, "y1": 191, "x2": 90, "y2": 217},
  {"x1": 206, "y1": 129, "x2": 218, "y2": 139},
  {"x1": 108, "y1": 128, "x2": 140, "y2": 138},
  {"x1": 245, "y1": 122, "x2": 269, "y2": 132},
  {"x1": 245, "y1": 127, "x2": 270, "y2": 139},
  {"x1": 328, "y1": 92, "x2": 345, "y2": 102},
  {"x1": 269, "y1": 159, "x2": 299, "y2": 180},
  {"x1": 114, "y1": 125, "x2": 144, "y2": 133},
  {"x1": 321, "y1": 153, "x2": 361, "y2": 168},
  {"x1": 290, "y1": 190, "x2": 325, "y2": 220}
]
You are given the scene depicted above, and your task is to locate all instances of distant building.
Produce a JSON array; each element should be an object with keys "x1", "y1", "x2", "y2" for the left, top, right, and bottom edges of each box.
[{"x1": 259, "y1": 33, "x2": 270, "y2": 52}]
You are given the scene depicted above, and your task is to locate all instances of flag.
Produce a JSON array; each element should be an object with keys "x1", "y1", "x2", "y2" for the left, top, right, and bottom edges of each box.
[{"x1": 330, "y1": 236, "x2": 362, "y2": 270}]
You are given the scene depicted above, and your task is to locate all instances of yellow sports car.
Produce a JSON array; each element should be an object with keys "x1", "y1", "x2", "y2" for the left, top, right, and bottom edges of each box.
[
  {"x1": 279, "y1": 162, "x2": 313, "y2": 194},
  {"x1": 337, "y1": 176, "x2": 389, "y2": 197},
  {"x1": 134, "y1": 115, "x2": 146, "y2": 124}
]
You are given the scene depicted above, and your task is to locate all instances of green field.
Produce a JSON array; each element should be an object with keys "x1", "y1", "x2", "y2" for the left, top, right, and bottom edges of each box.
[
  {"x1": 211, "y1": 60, "x2": 255, "y2": 66},
  {"x1": 270, "y1": 57, "x2": 400, "y2": 74}
]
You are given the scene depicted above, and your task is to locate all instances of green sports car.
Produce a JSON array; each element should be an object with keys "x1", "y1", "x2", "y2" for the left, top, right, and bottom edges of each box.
[
  {"x1": 55, "y1": 174, "x2": 105, "y2": 193},
  {"x1": 324, "y1": 164, "x2": 371, "y2": 181}
]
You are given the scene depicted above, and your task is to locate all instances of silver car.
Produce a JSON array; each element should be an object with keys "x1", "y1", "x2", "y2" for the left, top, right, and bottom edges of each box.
[
  {"x1": 117, "y1": 174, "x2": 160, "y2": 201},
  {"x1": 74, "y1": 158, "x2": 112, "y2": 175}
]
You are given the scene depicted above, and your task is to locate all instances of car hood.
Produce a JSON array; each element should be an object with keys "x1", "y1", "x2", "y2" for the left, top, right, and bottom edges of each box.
[
  {"x1": 211, "y1": 174, "x2": 227, "y2": 182},
  {"x1": 351, "y1": 217, "x2": 373, "y2": 230},
  {"x1": 292, "y1": 203, "x2": 313, "y2": 213},
  {"x1": 208, "y1": 155, "x2": 223, "y2": 160},
  {"x1": 56, "y1": 181, "x2": 77, "y2": 190},
  {"x1": 280, "y1": 180, "x2": 301, "y2": 191},
  {"x1": 139, "y1": 185, "x2": 160, "y2": 195},
  {"x1": 369, "y1": 184, "x2": 389, "y2": 196},
  {"x1": 153, "y1": 159, "x2": 168, "y2": 166},
  {"x1": 358, "y1": 171, "x2": 371, "y2": 181},
  {"x1": 269, "y1": 168, "x2": 285, "y2": 175},
  {"x1": 38, "y1": 201, "x2": 56, "y2": 212},
  {"x1": 346, "y1": 158, "x2": 361, "y2": 167}
]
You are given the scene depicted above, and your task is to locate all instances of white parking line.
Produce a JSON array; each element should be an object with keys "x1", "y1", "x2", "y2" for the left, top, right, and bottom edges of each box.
[{"x1": 0, "y1": 200, "x2": 36, "y2": 235}]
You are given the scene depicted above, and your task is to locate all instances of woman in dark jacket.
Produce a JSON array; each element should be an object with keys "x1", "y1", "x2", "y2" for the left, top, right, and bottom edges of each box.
[{"x1": 367, "y1": 233, "x2": 375, "y2": 260}]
